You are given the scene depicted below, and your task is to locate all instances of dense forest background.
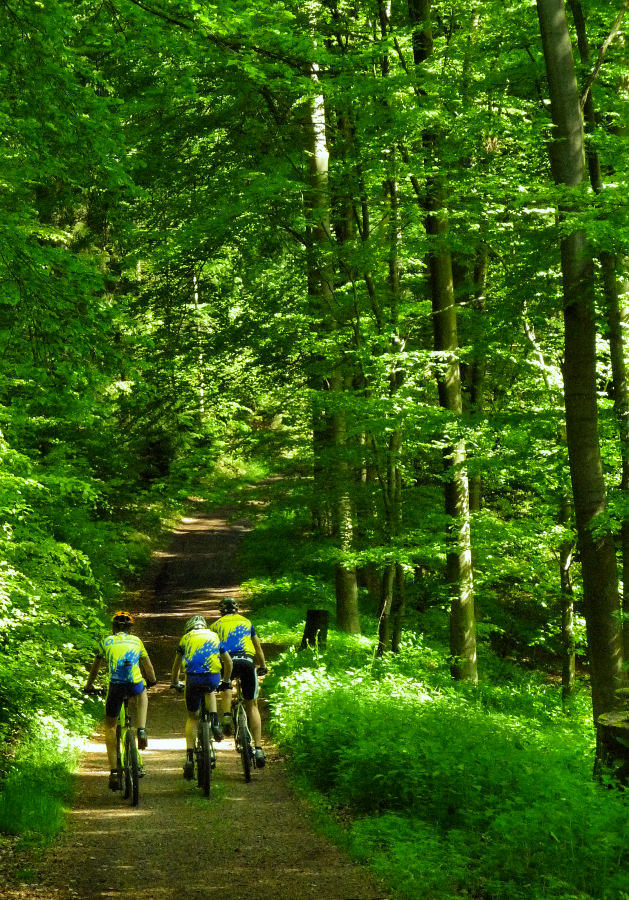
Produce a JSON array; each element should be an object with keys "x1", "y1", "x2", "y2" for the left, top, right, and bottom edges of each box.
[{"x1": 2, "y1": 0, "x2": 629, "y2": 896}]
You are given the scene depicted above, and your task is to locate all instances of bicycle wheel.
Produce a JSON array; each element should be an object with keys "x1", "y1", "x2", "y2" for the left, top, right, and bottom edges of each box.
[
  {"x1": 124, "y1": 728, "x2": 140, "y2": 806},
  {"x1": 115, "y1": 724, "x2": 123, "y2": 793},
  {"x1": 237, "y1": 707, "x2": 251, "y2": 783},
  {"x1": 198, "y1": 719, "x2": 211, "y2": 797}
]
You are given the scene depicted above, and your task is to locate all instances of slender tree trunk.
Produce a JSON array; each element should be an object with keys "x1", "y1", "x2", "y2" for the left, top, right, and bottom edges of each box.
[
  {"x1": 466, "y1": 247, "x2": 488, "y2": 513},
  {"x1": 537, "y1": 0, "x2": 623, "y2": 721},
  {"x1": 559, "y1": 497, "x2": 576, "y2": 700},
  {"x1": 408, "y1": 0, "x2": 477, "y2": 682},
  {"x1": 391, "y1": 563, "x2": 406, "y2": 653},
  {"x1": 304, "y1": 68, "x2": 360, "y2": 633}
]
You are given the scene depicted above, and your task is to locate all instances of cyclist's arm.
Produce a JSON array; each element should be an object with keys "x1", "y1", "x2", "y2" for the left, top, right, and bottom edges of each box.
[
  {"x1": 170, "y1": 652, "x2": 183, "y2": 687},
  {"x1": 83, "y1": 655, "x2": 102, "y2": 692},
  {"x1": 252, "y1": 634, "x2": 266, "y2": 669},
  {"x1": 220, "y1": 650, "x2": 233, "y2": 683},
  {"x1": 140, "y1": 655, "x2": 157, "y2": 685}
]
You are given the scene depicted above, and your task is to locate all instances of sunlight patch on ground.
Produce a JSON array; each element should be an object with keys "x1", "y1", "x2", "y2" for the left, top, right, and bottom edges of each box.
[
  {"x1": 83, "y1": 737, "x2": 187, "y2": 753},
  {"x1": 69, "y1": 808, "x2": 150, "y2": 820}
]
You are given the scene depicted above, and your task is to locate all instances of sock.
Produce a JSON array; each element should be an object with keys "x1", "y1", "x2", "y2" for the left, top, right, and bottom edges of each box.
[
  {"x1": 210, "y1": 712, "x2": 219, "y2": 725},
  {"x1": 187, "y1": 749, "x2": 194, "y2": 762}
]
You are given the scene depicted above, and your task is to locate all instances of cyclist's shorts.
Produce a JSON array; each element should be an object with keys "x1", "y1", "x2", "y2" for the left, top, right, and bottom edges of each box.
[
  {"x1": 105, "y1": 680, "x2": 145, "y2": 719},
  {"x1": 185, "y1": 672, "x2": 221, "y2": 713},
  {"x1": 231, "y1": 655, "x2": 258, "y2": 701}
]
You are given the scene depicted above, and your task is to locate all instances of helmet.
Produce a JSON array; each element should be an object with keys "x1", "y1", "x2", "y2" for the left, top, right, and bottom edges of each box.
[
  {"x1": 112, "y1": 611, "x2": 134, "y2": 627},
  {"x1": 184, "y1": 615, "x2": 207, "y2": 634},
  {"x1": 219, "y1": 597, "x2": 238, "y2": 614}
]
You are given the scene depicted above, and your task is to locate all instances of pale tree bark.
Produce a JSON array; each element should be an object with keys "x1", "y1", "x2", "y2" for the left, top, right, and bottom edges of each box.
[
  {"x1": 559, "y1": 497, "x2": 576, "y2": 701},
  {"x1": 408, "y1": 0, "x2": 477, "y2": 682},
  {"x1": 304, "y1": 61, "x2": 360, "y2": 634},
  {"x1": 537, "y1": 0, "x2": 623, "y2": 721}
]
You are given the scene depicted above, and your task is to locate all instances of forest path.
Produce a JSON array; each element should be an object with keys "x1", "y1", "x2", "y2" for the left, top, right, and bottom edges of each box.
[{"x1": 2, "y1": 495, "x2": 388, "y2": 900}]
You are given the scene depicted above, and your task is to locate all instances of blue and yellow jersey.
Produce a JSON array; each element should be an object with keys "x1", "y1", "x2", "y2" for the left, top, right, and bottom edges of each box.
[
  {"x1": 177, "y1": 628, "x2": 224, "y2": 675},
  {"x1": 98, "y1": 633, "x2": 148, "y2": 685},
  {"x1": 211, "y1": 613, "x2": 256, "y2": 658}
]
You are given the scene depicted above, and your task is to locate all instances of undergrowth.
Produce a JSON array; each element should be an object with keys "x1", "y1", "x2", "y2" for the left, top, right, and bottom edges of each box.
[
  {"x1": 236, "y1": 478, "x2": 629, "y2": 900},
  {"x1": 258, "y1": 631, "x2": 629, "y2": 900}
]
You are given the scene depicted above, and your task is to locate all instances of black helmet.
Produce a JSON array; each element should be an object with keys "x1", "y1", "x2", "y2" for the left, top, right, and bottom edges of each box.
[
  {"x1": 219, "y1": 597, "x2": 238, "y2": 614},
  {"x1": 112, "y1": 610, "x2": 134, "y2": 627},
  {"x1": 184, "y1": 615, "x2": 207, "y2": 633}
]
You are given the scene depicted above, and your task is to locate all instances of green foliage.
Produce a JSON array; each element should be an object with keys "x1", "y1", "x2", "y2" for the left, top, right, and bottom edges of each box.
[
  {"x1": 0, "y1": 715, "x2": 87, "y2": 838},
  {"x1": 263, "y1": 628, "x2": 626, "y2": 900}
]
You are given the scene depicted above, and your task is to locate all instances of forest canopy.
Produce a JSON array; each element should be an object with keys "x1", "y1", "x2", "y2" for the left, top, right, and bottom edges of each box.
[{"x1": 2, "y1": 0, "x2": 629, "y2": 761}]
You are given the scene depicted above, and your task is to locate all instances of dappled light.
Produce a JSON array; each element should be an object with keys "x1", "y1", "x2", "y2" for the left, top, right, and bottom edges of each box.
[{"x1": 2, "y1": 0, "x2": 629, "y2": 898}]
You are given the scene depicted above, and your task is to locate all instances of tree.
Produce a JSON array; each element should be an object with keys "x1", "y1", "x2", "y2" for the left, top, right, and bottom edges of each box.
[{"x1": 536, "y1": 0, "x2": 623, "y2": 720}]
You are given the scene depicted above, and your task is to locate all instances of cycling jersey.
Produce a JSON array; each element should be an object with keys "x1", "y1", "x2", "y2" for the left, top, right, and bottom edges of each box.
[
  {"x1": 211, "y1": 613, "x2": 256, "y2": 658},
  {"x1": 177, "y1": 627, "x2": 225, "y2": 675},
  {"x1": 98, "y1": 633, "x2": 148, "y2": 685}
]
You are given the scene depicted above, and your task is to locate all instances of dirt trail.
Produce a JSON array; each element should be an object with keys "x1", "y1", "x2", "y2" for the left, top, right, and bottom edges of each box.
[{"x1": 2, "y1": 500, "x2": 388, "y2": 900}]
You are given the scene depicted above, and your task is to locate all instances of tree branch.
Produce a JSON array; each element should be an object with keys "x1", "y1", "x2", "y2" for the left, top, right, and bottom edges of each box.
[{"x1": 581, "y1": 0, "x2": 629, "y2": 109}]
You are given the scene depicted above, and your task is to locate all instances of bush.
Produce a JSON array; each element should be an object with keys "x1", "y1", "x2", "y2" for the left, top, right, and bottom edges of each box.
[{"x1": 266, "y1": 638, "x2": 629, "y2": 900}]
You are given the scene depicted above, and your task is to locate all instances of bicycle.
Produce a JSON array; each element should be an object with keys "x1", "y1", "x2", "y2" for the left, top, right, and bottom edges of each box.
[
  {"x1": 85, "y1": 687, "x2": 143, "y2": 806},
  {"x1": 173, "y1": 681, "x2": 216, "y2": 798},
  {"x1": 116, "y1": 694, "x2": 142, "y2": 806},
  {"x1": 231, "y1": 676, "x2": 256, "y2": 783}
]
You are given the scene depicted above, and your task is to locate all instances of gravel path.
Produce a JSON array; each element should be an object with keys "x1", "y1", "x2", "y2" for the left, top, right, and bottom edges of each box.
[{"x1": 0, "y1": 500, "x2": 388, "y2": 900}]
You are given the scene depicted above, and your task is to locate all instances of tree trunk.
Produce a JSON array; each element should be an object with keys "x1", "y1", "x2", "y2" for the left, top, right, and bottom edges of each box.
[
  {"x1": 569, "y1": 0, "x2": 629, "y2": 666},
  {"x1": 559, "y1": 497, "x2": 576, "y2": 701},
  {"x1": 300, "y1": 609, "x2": 330, "y2": 651},
  {"x1": 303, "y1": 60, "x2": 360, "y2": 634},
  {"x1": 537, "y1": 0, "x2": 623, "y2": 721},
  {"x1": 408, "y1": 0, "x2": 477, "y2": 682},
  {"x1": 391, "y1": 563, "x2": 406, "y2": 653},
  {"x1": 331, "y1": 374, "x2": 360, "y2": 634}
]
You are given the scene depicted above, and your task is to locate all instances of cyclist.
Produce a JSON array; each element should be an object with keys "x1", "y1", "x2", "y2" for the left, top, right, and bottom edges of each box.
[
  {"x1": 83, "y1": 611, "x2": 157, "y2": 791},
  {"x1": 211, "y1": 597, "x2": 268, "y2": 767},
  {"x1": 170, "y1": 614, "x2": 233, "y2": 780}
]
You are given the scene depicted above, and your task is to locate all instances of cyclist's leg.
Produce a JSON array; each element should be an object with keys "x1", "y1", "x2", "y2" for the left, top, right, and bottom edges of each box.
[
  {"x1": 204, "y1": 676, "x2": 223, "y2": 740},
  {"x1": 184, "y1": 678, "x2": 202, "y2": 748},
  {"x1": 104, "y1": 684, "x2": 126, "y2": 787},
  {"x1": 243, "y1": 700, "x2": 262, "y2": 745},
  {"x1": 135, "y1": 684, "x2": 148, "y2": 729},
  {"x1": 239, "y1": 660, "x2": 265, "y2": 764},
  {"x1": 130, "y1": 683, "x2": 148, "y2": 749},
  {"x1": 104, "y1": 683, "x2": 126, "y2": 768},
  {"x1": 104, "y1": 716, "x2": 119, "y2": 769},
  {"x1": 218, "y1": 684, "x2": 232, "y2": 717},
  {"x1": 240, "y1": 659, "x2": 262, "y2": 747}
]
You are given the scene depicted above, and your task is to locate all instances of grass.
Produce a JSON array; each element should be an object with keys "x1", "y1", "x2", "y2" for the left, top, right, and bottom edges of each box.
[{"x1": 0, "y1": 718, "x2": 83, "y2": 839}]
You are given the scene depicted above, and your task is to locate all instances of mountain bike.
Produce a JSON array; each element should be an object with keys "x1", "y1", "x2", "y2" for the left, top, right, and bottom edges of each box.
[
  {"x1": 85, "y1": 687, "x2": 142, "y2": 806},
  {"x1": 116, "y1": 694, "x2": 142, "y2": 806},
  {"x1": 232, "y1": 676, "x2": 256, "y2": 783},
  {"x1": 173, "y1": 681, "x2": 216, "y2": 797}
]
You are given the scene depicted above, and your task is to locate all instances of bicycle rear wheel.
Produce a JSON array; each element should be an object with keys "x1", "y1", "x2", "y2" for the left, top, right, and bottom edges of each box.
[
  {"x1": 115, "y1": 724, "x2": 123, "y2": 793},
  {"x1": 124, "y1": 729, "x2": 140, "y2": 806},
  {"x1": 237, "y1": 707, "x2": 251, "y2": 783},
  {"x1": 198, "y1": 719, "x2": 211, "y2": 797}
]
